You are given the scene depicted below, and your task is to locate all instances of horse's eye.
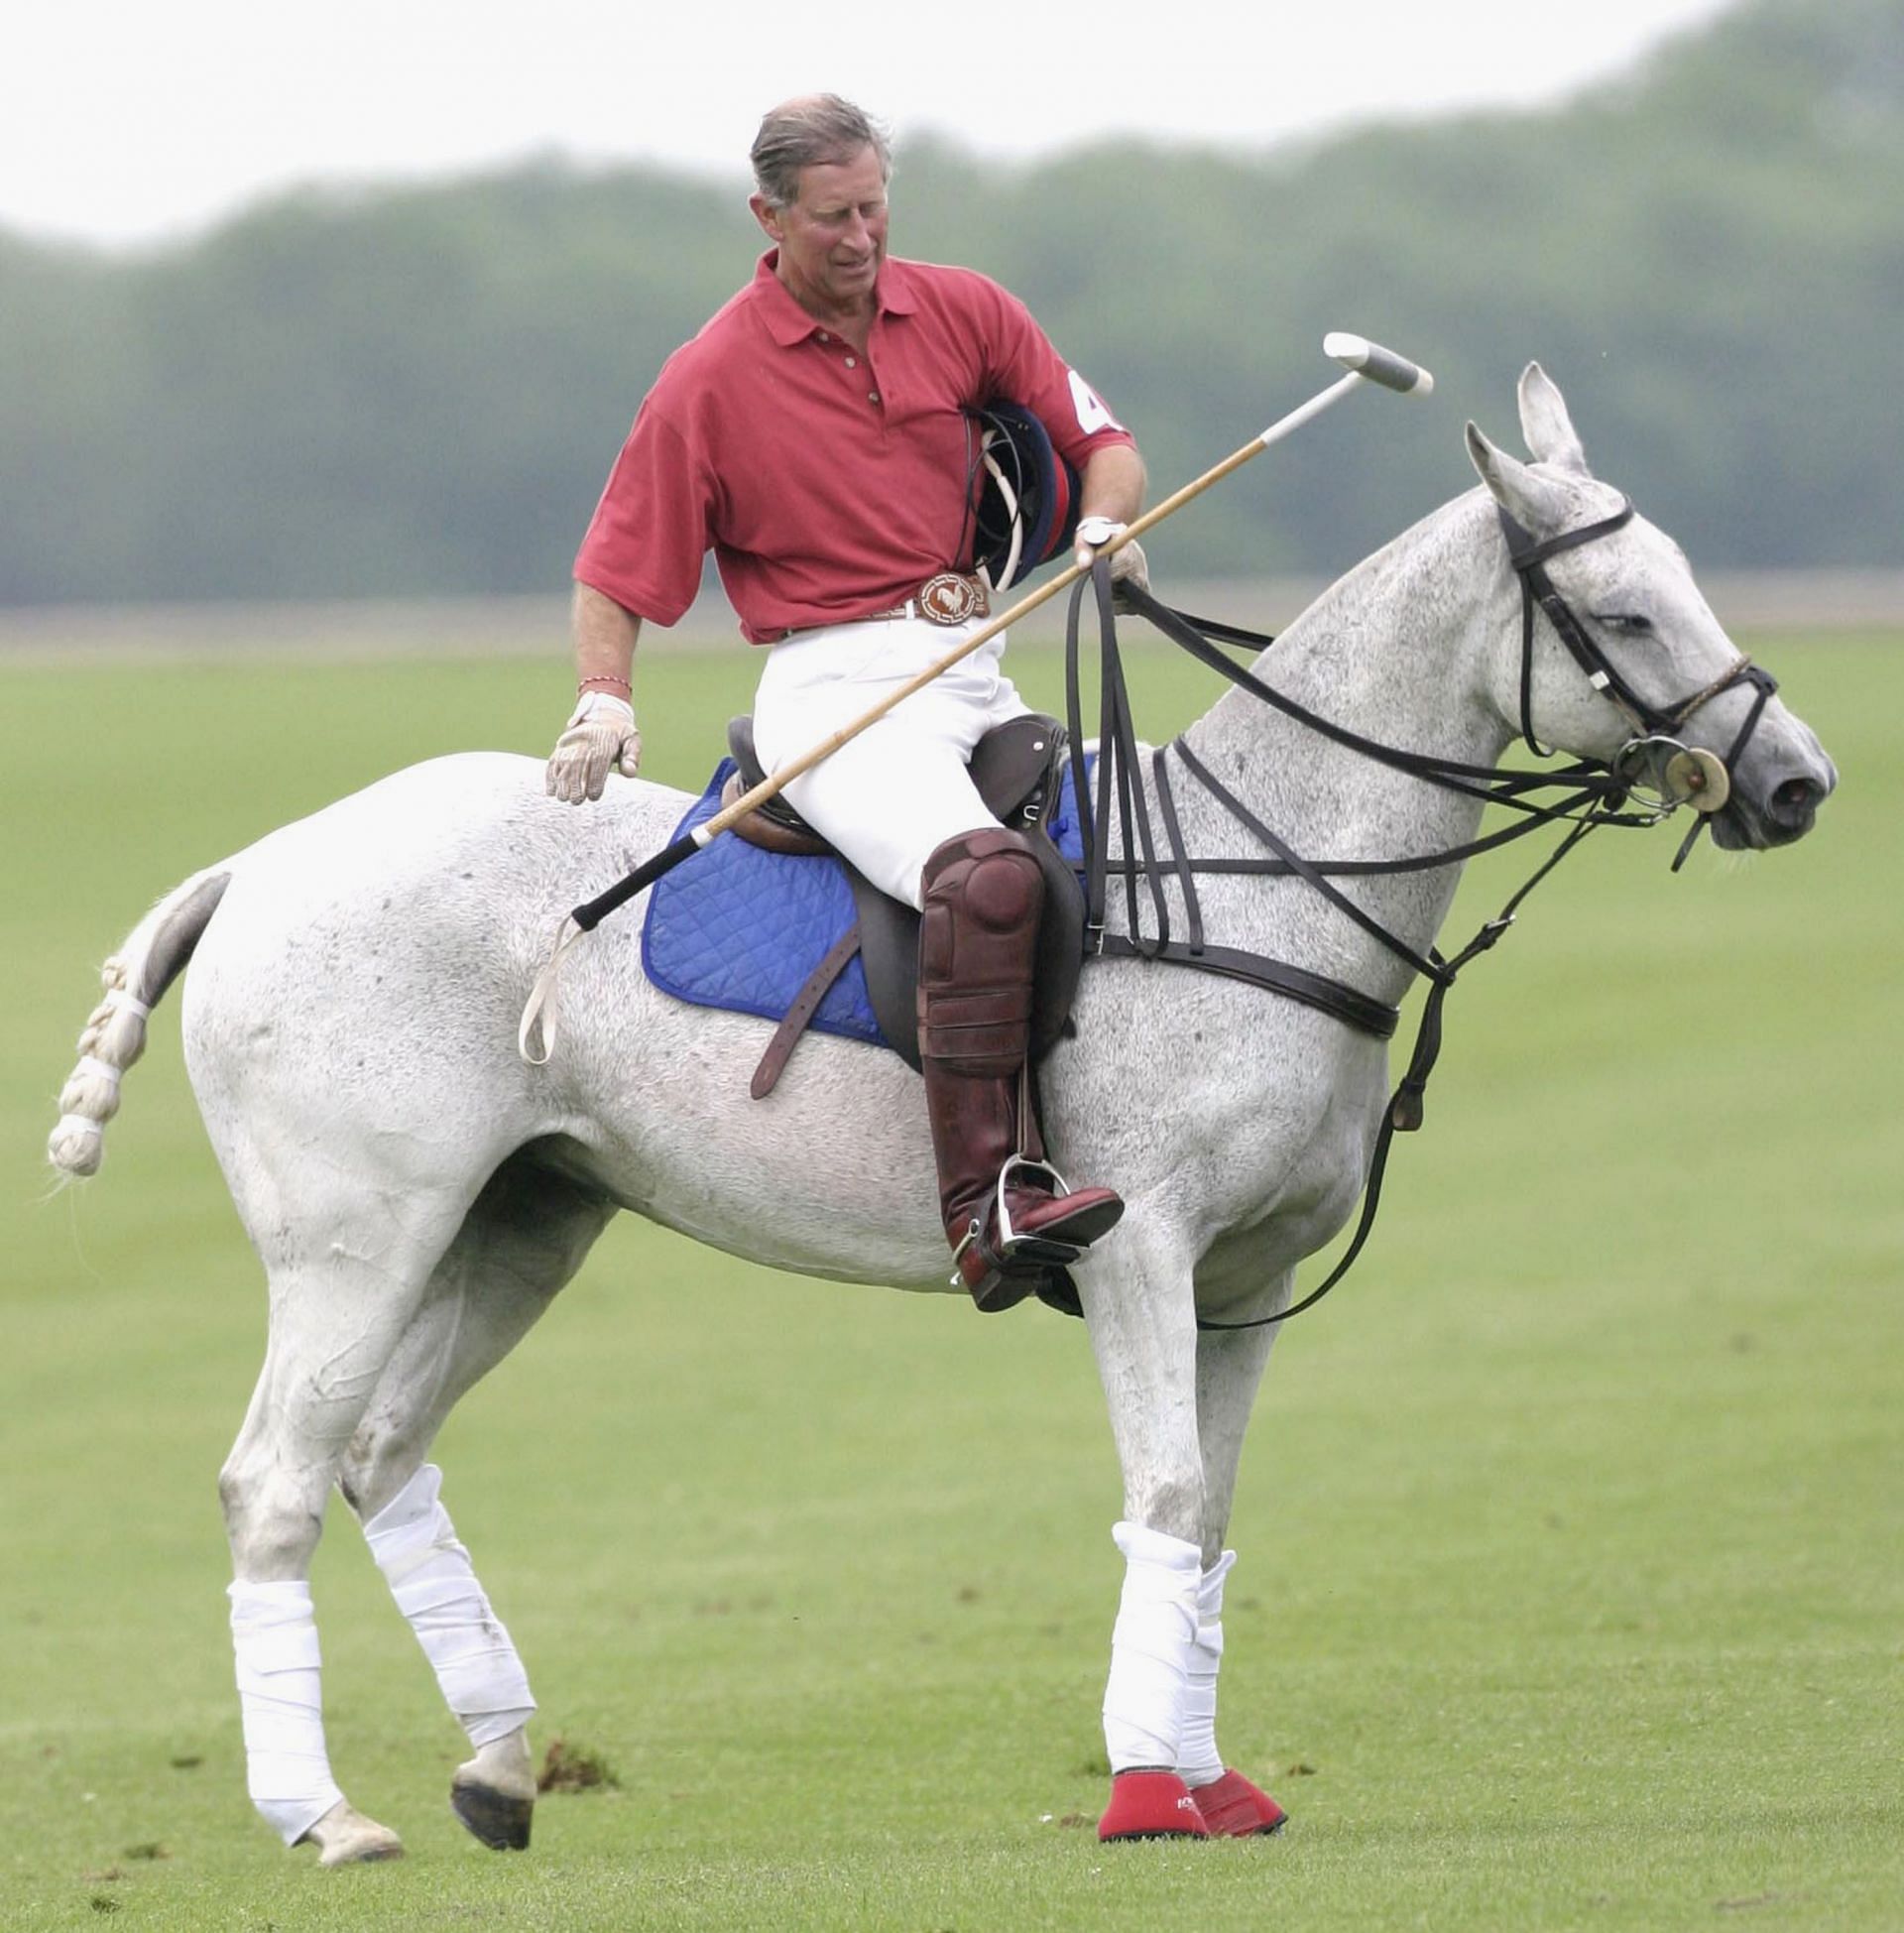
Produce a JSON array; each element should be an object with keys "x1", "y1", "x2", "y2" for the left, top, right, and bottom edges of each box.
[{"x1": 1596, "y1": 612, "x2": 1654, "y2": 637}]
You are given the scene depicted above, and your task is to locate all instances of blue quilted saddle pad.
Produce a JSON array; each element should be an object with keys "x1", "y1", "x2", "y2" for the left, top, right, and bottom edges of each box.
[{"x1": 641, "y1": 757, "x2": 1092, "y2": 1051}]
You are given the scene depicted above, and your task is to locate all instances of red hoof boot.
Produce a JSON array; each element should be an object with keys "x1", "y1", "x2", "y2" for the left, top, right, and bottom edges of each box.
[
  {"x1": 1189, "y1": 1768, "x2": 1287, "y2": 1837},
  {"x1": 1097, "y1": 1769, "x2": 1212, "y2": 1842}
]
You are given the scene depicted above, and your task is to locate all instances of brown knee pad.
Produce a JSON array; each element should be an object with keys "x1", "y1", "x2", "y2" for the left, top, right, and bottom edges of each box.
[{"x1": 917, "y1": 830, "x2": 1046, "y2": 1078}]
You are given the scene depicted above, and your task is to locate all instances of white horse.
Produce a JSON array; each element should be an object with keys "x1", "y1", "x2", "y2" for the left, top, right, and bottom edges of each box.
[{"x1": 49, "y1": 368, "x2": 1834, "y2": 1862}]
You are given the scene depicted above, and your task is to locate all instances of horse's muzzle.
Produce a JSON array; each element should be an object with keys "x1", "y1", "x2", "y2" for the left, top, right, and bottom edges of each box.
[{"x1": 1712, "y1": 750, "x2": 1837, "y2": 850}]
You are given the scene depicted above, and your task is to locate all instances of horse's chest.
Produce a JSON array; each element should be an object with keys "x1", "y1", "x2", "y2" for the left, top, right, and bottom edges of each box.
[{"x1": 1058, "y1": 970, "x2": 1385, "y2": 1249}]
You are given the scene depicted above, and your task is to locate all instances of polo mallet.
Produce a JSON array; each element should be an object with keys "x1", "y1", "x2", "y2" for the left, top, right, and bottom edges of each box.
[{"x1": 519, "y1": 331, "x2": 1434, "y2": 1061}]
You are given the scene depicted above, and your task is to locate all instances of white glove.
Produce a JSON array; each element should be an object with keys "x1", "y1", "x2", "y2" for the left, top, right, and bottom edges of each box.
[
  {"x1": 1073, "y1": 514, "x2": 1149, "y2": 593},
  {"x1": 546, "y1": 691, "x2": 642, "y2": 803}
]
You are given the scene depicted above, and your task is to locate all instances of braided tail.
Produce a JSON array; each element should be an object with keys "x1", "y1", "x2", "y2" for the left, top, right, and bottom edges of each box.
[{"x1": 48, "y1": 868, "x2": 233, "y2": 1178}]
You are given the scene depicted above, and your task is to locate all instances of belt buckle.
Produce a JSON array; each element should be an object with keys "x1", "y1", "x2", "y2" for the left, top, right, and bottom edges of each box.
[{"x1": 917, "y1": 572, "x2": 986, "y2": 626}]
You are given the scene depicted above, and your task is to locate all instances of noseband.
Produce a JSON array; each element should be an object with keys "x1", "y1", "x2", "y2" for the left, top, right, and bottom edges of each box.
[{"x1": 1498, "y1": 498, "x2": 1779, "y2": 861}]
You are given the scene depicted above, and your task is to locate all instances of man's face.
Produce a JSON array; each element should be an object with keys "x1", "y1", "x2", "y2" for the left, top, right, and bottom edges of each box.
[{"x1": 752, "y1": 144, "x2": 890, "y2": 313}]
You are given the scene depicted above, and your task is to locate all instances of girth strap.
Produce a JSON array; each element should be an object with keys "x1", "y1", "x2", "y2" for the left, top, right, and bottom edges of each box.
[
  {"x1": 1094, "y1": 931, "x2": 1399, "y2": 1040},
  {"x1": 751, "y1": 923, "x2": 865, "y2": 1100}
]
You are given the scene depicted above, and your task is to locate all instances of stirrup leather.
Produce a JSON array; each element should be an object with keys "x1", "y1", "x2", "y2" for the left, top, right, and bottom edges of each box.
[{"x1": 949, "y1": 1155, "x2": 1088, "y2": 1287}]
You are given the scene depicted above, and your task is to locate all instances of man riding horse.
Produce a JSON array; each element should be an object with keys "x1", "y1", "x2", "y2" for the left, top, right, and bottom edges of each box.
[{"x1": 547, "y1": 93, "x2": 1146, "y2": 1311}]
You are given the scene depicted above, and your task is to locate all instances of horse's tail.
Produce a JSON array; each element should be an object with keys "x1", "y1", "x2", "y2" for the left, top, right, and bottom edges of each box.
[{"x1": 48, "y1": 865, "x2": 235, "y2": 1178}]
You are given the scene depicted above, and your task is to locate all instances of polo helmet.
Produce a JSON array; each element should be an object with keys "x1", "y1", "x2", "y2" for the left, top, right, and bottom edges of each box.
[{"x1": 967, "y1": 399, "x2": 1082, "y2": 592}]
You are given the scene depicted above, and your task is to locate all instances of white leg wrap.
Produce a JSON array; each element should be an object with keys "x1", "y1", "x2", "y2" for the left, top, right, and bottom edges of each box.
[
  {"x1": 1102, "y1": 1519, "x2": 1203, "y2": 1773},
  {"x1": 364, "y1": 1465, "x2": 536, "y2": 1748},
  {"x1": 1178, "y1": 1548, "x2": 1237, "y2": 1787},
  {"x1": 229, "y1": 1579, "x2": 344, "y2": 1845}
]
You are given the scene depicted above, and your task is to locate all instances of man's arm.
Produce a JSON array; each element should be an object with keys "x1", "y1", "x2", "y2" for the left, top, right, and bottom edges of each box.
[
  {"x1": 572, "y1": 580, "x2": 644, "y2": 691},
  {"x1": 1078, "y1": 442, "x2": 1146, "y2": 531},
  {"x1": 546, "y1": 582, "x2": 646, "y2": 803},
  {"x1": 1074, "y1": 442, "x2": 1150, "y2": 588}
]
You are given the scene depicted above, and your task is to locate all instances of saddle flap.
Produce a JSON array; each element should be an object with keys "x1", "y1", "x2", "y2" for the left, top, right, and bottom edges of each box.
[{"x1": 966, "y1": 713, "x2": 1067, "y2": 826}]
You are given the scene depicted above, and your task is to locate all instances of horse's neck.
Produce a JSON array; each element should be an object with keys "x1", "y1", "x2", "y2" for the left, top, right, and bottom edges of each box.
[{"x1": 1168, "y1": 493, "x2": 1513, "y2": 1007}]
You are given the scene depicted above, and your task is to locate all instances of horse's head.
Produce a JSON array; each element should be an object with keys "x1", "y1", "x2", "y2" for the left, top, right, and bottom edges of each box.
[{"x1": 1466, "y1": 366, "x2": 1836, "y2": 851}]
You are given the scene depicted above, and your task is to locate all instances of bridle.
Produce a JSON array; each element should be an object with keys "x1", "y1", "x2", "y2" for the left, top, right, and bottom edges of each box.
[
  {"x1": 1499, "y1": 495, "x2": 1779, "y2": 866},
  {"x1": 1064, "y1": 497, "x2": 1781, "y2": 1331}
]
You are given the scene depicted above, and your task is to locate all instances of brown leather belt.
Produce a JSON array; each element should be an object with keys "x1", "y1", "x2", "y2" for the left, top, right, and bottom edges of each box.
[
  {"x1": 772, "y1": 572, "x2": 993, "y2": 643},
  {"x1": 856, "y1": 571, "x2": 993, "y2": 627}
]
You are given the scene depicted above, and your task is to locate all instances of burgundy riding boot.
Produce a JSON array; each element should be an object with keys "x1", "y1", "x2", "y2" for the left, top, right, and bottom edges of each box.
[{"x1": 917, "y1": 828, "x2": 1124, "y2": 1312}]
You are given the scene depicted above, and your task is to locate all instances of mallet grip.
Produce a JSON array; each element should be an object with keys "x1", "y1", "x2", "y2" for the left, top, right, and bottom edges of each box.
[
  {"x1": 573, "y1": 832, "x2": 700, "y2": 929},
  {"x1": 1324, "y1": 331, "x2": 1435, "y2": 396}
]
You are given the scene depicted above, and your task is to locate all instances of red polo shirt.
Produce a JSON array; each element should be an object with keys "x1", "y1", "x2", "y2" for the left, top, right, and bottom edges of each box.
[{"x1": 574, "y1": 253, "x2": 1136, "y2": 644}]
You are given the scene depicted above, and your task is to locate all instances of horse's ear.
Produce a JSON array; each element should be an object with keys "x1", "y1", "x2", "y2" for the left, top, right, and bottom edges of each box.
[
  {"x1": 1466, "y1": 420, "x2": 1578, "y2": 535},
  {"x1": 1517, "y1": 362, "x2": 1591, "y2": 476}
]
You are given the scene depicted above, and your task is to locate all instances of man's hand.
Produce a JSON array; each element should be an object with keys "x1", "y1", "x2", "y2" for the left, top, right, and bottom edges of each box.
[
  {"x1": 546, "y1": 692, "x2": 642, "y2": 803},
  {"x1": 1073, "y1": 514, "x2": 1149, "y2": 595}
]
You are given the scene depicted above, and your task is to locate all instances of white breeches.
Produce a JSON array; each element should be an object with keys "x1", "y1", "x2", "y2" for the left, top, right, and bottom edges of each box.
[{"x1": 752, "y1": 616, "x2": 1030, "y2": 909}]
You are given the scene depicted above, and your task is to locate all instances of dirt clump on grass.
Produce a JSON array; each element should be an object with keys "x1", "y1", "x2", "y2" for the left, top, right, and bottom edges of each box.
[{"x1": 536, "y1": 1736, "x2": 621, "y2": 1794}]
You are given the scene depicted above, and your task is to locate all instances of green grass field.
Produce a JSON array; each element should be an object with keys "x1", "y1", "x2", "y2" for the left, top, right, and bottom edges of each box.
[{"x1": 2, "y1": 625, "x2": 1898, "y2": 1931}]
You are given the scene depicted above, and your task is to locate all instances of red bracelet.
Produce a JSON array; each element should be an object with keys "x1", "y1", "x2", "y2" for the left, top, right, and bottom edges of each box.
[{"x1": 578, "y1": 674, "x2": 633, "y2": 697}]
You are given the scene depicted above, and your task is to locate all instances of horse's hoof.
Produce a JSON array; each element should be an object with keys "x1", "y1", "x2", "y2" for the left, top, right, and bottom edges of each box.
[
  {"x1": 1189, "y1": 1767, "x2": 1288, "y2": 1837},
  {"x1": 451, "y1": 1730, "x2": 536, "y2": 1851},
  {"x1": 1097, "y1": 1769, "x2": 1211, "y2": 1842},
  {"x1": 299, "y1": 1800, "x2": 407, "y2": 1866},
  {"x1": 451, "y1": 1776, "x2": 534, "y2": 1851}
]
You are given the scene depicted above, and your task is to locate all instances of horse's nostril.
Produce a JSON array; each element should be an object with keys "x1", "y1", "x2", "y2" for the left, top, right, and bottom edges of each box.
[{"x1": 1768, "y1": 775, "x2": 1822, "y2": 830}]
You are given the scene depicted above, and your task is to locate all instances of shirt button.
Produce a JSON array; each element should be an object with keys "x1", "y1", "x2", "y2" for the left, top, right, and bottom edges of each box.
[
  {"x1": 868, "y1": 392, "x2": 880, "y2": 404},
  {"x1": 844, "y1": 355, "x2": 857, "y2": 368},
  {"x1": 817, "y1": 331, "x2": 830, "y2": 342}
]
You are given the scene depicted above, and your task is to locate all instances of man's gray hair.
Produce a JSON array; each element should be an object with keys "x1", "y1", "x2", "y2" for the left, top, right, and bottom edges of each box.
[{"x1": 750, "y1": 95, "x2": 892, "y2": 209}]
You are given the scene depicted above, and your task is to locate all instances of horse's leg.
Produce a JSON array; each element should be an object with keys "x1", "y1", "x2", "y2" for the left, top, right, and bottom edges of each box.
[
  {"x1": 219, "y1": 1222, "x2": 453, "y2": 1866},
  {"x1": 1180, "y1": 1299, "x2": 1289, "y2": 1837},
  {"x1": 1079, "y1": 1219, "x2": 1214, "y2": 1841},
  {"x1": 338, "y1": 1148, "x2": 616, "y2": 1855}
]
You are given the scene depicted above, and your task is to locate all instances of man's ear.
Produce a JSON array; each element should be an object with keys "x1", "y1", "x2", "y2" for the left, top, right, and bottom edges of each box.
[{"x1": 748, "y1": 192, "x2": 783, "y2": 243}]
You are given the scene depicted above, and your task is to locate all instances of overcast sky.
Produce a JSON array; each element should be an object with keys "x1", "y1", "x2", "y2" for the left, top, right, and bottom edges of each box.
[{"x1": 6, "y1": 0, "x2": 1735, "y2": 249}]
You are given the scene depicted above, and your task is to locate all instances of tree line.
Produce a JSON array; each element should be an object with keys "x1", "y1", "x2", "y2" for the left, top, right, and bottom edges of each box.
[{"x1": 1, "y1": 0, "x2": 1897, "y2": 607}]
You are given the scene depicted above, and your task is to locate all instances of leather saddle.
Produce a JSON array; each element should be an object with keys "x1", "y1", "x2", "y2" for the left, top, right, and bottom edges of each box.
[{"x1": 720, "y1": 712, "x2": 1087, "y2": 1098}]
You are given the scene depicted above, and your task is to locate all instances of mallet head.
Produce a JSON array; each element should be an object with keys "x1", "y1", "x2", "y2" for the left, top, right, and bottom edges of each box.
[{"x1": 1324, "y1": 331, "x2": 1435, "y2": 396}]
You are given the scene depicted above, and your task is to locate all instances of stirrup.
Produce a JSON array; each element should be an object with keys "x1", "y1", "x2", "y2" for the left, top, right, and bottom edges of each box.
[{"x1": 949, "y1": 1156, "x2": 1088, "y2": 1286}]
